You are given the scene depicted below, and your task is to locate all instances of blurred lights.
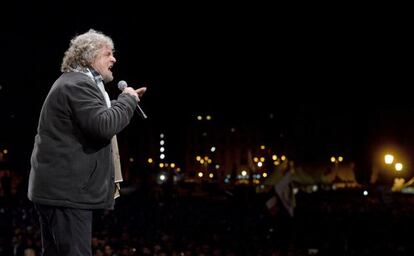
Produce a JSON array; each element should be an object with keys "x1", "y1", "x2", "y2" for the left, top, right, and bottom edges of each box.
[
  {"x1": 384, "y1": 154, "x2": 394, "y2": 164},
  {"x1": 331, "y1": 155, "x2": 343, "y2": 163}
]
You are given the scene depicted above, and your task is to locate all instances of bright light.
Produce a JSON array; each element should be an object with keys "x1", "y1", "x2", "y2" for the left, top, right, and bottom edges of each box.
[
  {"x1": 197, "y1": 115, "x2": 202, "y2": 120},
  {"x1": 147, "y1": 158, "x2": 153, "y2": 164},
  {"x1": 3, "y1": 149, "x2": 8, "y2": 154},
  {"x1": 338, "y1": 156, "x2": 343, "y2": 162},
  {"x1": 260, "y1": 157, "x2": 265, "y2": 162},
  {"x1": 198, "y1": 172, "x2": 203, "y2": 178},
  {"x1": 159, "y1": 174, "x2": 166, "y2": 181},
  {"x1": 159, "y1": 163, "x2": 164, "y2": 168},
  {"x1": 160, "y1": 133, "x2": 164, "y2": 138},
  {"x1": 206, "y1": 115, "x2": 212, "y2": 120},
  {"x1": 215, "y1": 164, "x2": 220, "y2": 169},
  {"x1": 196, "y1": 156, "x2": 201, "y2": 161},
  {"x1": 330, "y1": 156, "x2": 336, "y2": 163},
  {"x1": 257, "y1": 162, "x2": 263, "y2": 167},
  {"x1": 241, "y1": 170, "x2": 247, "y2": 176},
  {"x1": 209, "y1": 173, "x2": 214, "y2": 178},
  {"x1": 272, "y1": 155, "x2": 277, "y2": 160},
  {"x1": 160, "y1": 154, "x2": 165, "y2": 159},
  {"x1": 262, "y1": 172, "x2": 268, "y2": 177},
  {"x1": 395, "y1": 163, "x2": 403, "y2": 171},
  {"x1": 160, "y1": 147, "x2": 165, "y2": 152},
  {"x1": 170, "y1": 163, "x2": 176, "y2": 168},
  {"x1": 363, "y1": 190, "x2": 368, "y2": 196},
  {"x1": 384, "y1": 154, "x2": 394, "y2": 165},
  {"x1": 281, "y1": 155, "x2": 286, "y2": 161},
  {"x1": 260, "y1": 145, "x2": 266, "y2": 150},
  {"x1": 160, "y1": 140, "x2": 165, "y2": 145},
  {"x1": 210, "y1": 146, "x2": 216, "y2": 152}
]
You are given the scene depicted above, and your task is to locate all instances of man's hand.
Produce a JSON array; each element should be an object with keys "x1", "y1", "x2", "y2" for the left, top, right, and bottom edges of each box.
[
  {"x1": 123, "y1": 87, "x2": 147, "y2": 102},
  {"x1": 135, "y1": 87, "x2": 147, "y2": 98}
]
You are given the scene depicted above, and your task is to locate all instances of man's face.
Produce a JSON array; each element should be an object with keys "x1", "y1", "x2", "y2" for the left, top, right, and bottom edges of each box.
[{"x1": 91, "y1": 45, "x2": 116, "y2": 83}]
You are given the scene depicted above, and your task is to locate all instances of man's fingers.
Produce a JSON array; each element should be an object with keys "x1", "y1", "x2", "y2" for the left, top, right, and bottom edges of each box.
[{"x1": 135, "y1": 87, "x2": 147, "y2": 97}]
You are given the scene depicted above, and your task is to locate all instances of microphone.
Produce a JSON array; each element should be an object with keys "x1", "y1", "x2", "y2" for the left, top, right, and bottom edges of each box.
[{"x1": 117, "y1": 80, "x2": 147, "y2": 119}]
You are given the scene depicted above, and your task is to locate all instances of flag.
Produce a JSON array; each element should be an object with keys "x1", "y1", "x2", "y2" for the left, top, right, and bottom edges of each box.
[
  {"x1": 265, "y1": 170, "x2": 296, "y2": 217},
  {"x1": 274, "y1": 171, "x2": 296, "y2": 217}
]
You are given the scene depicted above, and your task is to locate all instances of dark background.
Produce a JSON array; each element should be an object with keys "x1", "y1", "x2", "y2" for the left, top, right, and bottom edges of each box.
[{"x1": 0, "y1": 3, "x2": 412, "y2": 177}]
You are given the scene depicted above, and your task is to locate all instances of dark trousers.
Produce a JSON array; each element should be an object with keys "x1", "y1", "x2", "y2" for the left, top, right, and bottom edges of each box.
[{"x1": 34, "y1": 204, "x2": 92, "y2": 256}]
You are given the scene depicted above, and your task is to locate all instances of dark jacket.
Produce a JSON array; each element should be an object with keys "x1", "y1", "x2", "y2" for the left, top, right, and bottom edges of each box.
[{"x1": 28, "y1": 72, "x2": 137, "y2": 209}]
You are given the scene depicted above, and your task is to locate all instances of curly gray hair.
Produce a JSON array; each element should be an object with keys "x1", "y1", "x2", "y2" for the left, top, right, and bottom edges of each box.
[{"x1": 61, "y1": 29, "x2": 114, "y2": 72}]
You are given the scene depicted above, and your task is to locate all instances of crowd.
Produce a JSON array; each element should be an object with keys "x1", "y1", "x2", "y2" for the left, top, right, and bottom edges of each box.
[{"x1": 1, "y1": 170, "x2": 413, "y2": 255}]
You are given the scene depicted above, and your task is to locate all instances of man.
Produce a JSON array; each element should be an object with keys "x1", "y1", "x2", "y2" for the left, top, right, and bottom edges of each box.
[{"x1": 28, "y1": 29, "x2": 146, "y2": 255}]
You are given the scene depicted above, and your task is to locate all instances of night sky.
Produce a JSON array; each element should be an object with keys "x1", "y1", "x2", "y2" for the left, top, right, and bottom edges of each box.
[{"x1": 0, "y1": 3, "x2": 412, "y2": 174}]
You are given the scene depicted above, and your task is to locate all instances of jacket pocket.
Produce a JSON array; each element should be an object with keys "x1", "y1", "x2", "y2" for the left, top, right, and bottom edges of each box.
[{"x1": 81, "y1": 160, "x2": 98, "y2": 190}]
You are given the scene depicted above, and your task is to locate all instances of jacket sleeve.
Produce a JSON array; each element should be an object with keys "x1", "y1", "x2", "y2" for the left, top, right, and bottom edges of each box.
[{"x1": 64, "y1": 79, "x2": 138, "y2": 141}]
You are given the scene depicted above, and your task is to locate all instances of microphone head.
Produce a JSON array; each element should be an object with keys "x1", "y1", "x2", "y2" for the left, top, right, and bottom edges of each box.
[{"x1": 117, "y1": 80, "x2": 128, "y2": 90}]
